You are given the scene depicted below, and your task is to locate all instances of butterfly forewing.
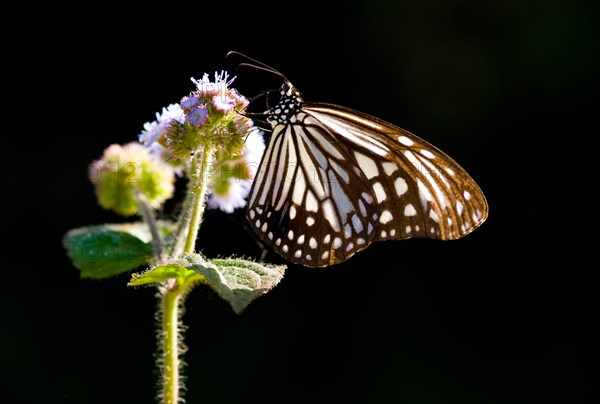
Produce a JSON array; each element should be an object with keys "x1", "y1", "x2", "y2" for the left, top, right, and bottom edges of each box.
[
  {"x1": 304, "y1": 103, "x2": 488, "y2": 241},
  {"x1": 246, "y1": 83, "x2": 488, "y2": 267}
]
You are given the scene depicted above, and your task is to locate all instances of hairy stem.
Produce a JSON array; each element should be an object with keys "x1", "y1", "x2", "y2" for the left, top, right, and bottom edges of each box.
[
  {"x1": 169, "y1": 180, "x2": 196, "y2": 258},
  {"x1": 184, "y1": 148, "x2": 214, "y2": 254},
  {"x1": 160, "y1": 282, "x2": 184, "y2": 404}
]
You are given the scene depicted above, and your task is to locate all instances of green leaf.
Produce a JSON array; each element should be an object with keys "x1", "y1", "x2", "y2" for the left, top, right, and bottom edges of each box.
[
  {"x1": 128, "y1": 264, "x2": 200, "y2": 287},
  {"x1": 189, "y1": 255, "x2": 286, "y2": 314},
  {"x1": 63, "y1": 223, "x2": 158, "y2": 279}
]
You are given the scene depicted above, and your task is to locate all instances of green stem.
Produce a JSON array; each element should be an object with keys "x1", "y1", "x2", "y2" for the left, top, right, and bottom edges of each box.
[
  {"x1": 169, "y1": 179, "x2": 196, "y2": 258},
  {"x1": 160, "y1": 282, "x2": 184, "y2": 404},
  {"x1": 136, "y1": 193, "x2": 164, "y2": 261},
  {"x1": 184, "y1": 148, "x2": 214, "y2": 254}
]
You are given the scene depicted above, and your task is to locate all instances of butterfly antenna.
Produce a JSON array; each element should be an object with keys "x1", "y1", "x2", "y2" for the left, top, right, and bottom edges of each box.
[{"x1": 226, "y1": 51, "x2": 290, "y2": 82}]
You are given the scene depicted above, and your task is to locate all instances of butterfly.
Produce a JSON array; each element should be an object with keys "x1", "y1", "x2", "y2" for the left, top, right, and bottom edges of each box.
[{"x1": 230, "y1": 52, "x2": 488, "y2": 267}]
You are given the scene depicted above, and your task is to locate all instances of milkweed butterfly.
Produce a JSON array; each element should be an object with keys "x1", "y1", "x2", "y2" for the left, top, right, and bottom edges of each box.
[{"x1": 230, "y1": 52, "x2": 488, "y2": 267}]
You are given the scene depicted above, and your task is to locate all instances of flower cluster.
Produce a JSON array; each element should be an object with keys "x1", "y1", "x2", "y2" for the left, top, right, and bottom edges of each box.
[
  {"x1": 133, "y1": 71, "x2": 265, "y2": 213},
  {"x1": 89, "y1": 143, "x2": 175, "y2": 216}
]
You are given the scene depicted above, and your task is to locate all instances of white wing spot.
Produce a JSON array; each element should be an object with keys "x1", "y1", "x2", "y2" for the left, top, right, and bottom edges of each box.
[
  {"x1": 380, "y1": 230, "x2": 387, "y2": 238},
  {"x1": 309, "y1": 237, "x2": 318, "y2": 249},
  {"x1": 430, "y1": 227, "x2": 435, "y2": 234},
  {"x1": 268, "y1": 232, "x2": 273, "y2": 240},
  {"x1": 352, "y1": 214, "x2": 363, "y2": 232},
  {"x1": 289, "y1": 205, "x2": 297, "y2": 219},
  {"x1": 429, "y1": 209, "x2": 439, "y2": 223},
  {"x1": 390, "y1": 229, "x2": 396, "y2": 236},
  {"x1": 447, "y1": 217, "x2": 453, "y2": 225},
  {"x1": 306, "y1": 217, "x2": 315, "y2": 226},
  {"x1": 357, "y1": 237, "x2": 365, "y2": 245},
  {"x1": 417, "y1": 180, "x2": 434, "y2": 202},
  {"x1": 404, "y1": 204, "x2": 417, "y2": 216},
  {"x1": 292, "y1": 171, "x2": 306, "y2": 206},
  {"x1": 420, "y1": 149, "x2": 435, "y2": 159},
  {"x1": 282, "y1": 244, "x2": 289, "y2": 253},
  {"x1": 476, "y1": 209, "x2": 482, "y2": 220},
  {"x1": 464, "y1": 191, "x2": 472, "y2": 201},
  {"x1": 472, "y1": 212, "x2": 479, "y2": 222},
  {"x1": 358, "y1": 200, "x2": 367, "y2": 217},
  {"x1": 249, "y1": 210, "x2": 255, "y2": 219},
  {"x1": 373, "y1": 182, "x2": 387, "y2": 202},
  {"x1": 382, "y1": 161, "x2": 398, "y2": 175},
  {"x1": 380, "y1": 210, "x2": 393, "y2": 224},
  {"x1": 344, "y1": 223, "x2": 352, "y2": 239},
  {"x1": 398, "y1": 135, "x2": 414, "y2": 146},
  {"x1": 362, "y1": 192, "x2": 374, "y2": 204},
  {"x1": 321, "y1": 251, "x2": 329, "y2": 260},
  {"x1": 261, "y1": 222, "x2": 268, "y2": 232},
  {"x1": 333, "y1": 237, "x2": 342, "y2": 249},
  {"x1": 395, "y1": 177, "x2": 408, "y2": 196},
  {"x1": 323, "y1": 234, "x2": 331, "y2": 244},
  {"x1": 288, "y1": 230, "x2": 294, "y2": 240},
  {"x1": 354, "y1": 152, "x2": 379, "y2": 179},
  {"x1": 368, "y1": 223, "x2": 374, "y2": 234},
  {"x1": 322, "y1": 200, "x2": 340, "y2": 232},
  {"x1": 446, "y1": 167, "x2": 455, "y2": 176},
  {"x1": 405, "y1": 225, "x2": 411, "y2": 233},
  {"x1": 256, "y1": 207, "x2": 263, "y2": 214},
  {"x1": 267, "y1": 211, "x2": 272, "y2": 218},
  {"x1": 457, "y1": 201, "x2": 464, "y2": 215},
  {"x1": 415, "y1": 225, "x2": 420, "y2": 232},
  {"x1": 297, "y1": 235, "x2": 305, "y2": 244},
  {"x1": 294, "y1": 249, "x2": 302, "y2": 258},
  {"x1": 346, "y1": 242, "x2": 354, "y2": 252},
  {"x1": 276, "y1": 238, "x2": 281, "y2": 246},
  {"x1": 306, "y1": 254, "x2": 312, "y2": 260},
  {"x1": 306, "y1": 191, "x2": 319, "y2": 212}
]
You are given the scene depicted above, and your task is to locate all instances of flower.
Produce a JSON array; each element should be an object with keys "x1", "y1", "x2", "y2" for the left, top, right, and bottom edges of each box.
[
  {"x1": 138, "y1": 104, "x2": 186, "y2": 170},
  {"x1": 207, "y1": 180, "x2": 250, "y2": 213},
  {"x1": 139, "y1": 104, "x2": 185, "y2": 148},
  {"x1": 190, "y1": 71, "x2": 249, "y2": 113},
  {"x1": 207, "y1": 127, "x2": 266, "y2": 213},
  {"x1": 89, "y1": 143, "x2": 175, "y2": 216},
  {"x1": 161, "y1": 70, "x2": 252, "y2": 162}
]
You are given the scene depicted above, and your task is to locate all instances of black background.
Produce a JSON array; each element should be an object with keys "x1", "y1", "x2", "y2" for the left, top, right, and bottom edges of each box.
[{"x1": 4, "y1": 1, "x2": 597, "y2": 403}]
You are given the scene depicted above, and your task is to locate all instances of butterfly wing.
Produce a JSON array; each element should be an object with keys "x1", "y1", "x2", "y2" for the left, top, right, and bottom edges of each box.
[{"x1": 247, "y1": 102, "x2": 488, "y2": 267}]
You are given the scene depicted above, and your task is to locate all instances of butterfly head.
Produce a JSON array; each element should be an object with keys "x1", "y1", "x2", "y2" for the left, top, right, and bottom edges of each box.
[{"x1": 266, "y1": 81, "x2": 304, "y2": 127}]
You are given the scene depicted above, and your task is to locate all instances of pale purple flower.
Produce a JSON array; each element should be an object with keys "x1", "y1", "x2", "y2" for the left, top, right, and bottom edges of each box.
[
  {"x1": 138, "y1": 103, "x2": 185, "y2": 148},
  {"x1": 207, "y1": 180, "x2": 249, "y2": 213},
  {"x1": 138, "y1": 103, "x2": 185, "y2": 174},
  {"x1": 190, "y1": 70, "x2": 249, "y2": 113},
  {"x1": 208, "y1": 128, "x2": 265, "y2": 213}
]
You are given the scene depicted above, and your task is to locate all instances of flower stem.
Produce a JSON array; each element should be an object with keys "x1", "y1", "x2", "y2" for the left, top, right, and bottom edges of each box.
[
  {"x1": 136, "y1": 194, "x2": 164, "y2": 261},
  {"x1": 160, "y1": 282, "x2": 184, "y2": 404},
  {"x1": 184, "y1": 148, "x2": 214, "y2": 254},
  {"x1": 169, "y1": 180, "x2": 196, "y2": 258}
]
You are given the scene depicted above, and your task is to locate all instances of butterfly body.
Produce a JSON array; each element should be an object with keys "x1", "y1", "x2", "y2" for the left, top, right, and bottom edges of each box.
[{"x1": 247, "y1": 81, "x2": 488, "y2": 267}]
